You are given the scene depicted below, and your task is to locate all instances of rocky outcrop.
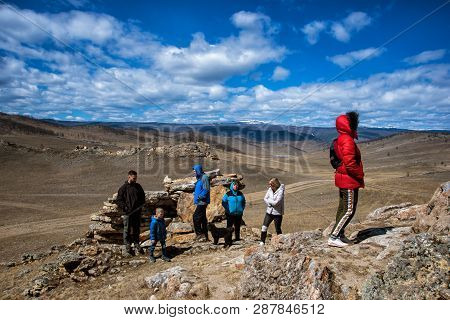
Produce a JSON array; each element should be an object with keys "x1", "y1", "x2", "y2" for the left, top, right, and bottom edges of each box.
[
  {"x1": 167, "y1": 222, "x2": 194, "y2": 234},
  {"x1": 362, "y1": 233, "x2": 449, "y2": 299},
  {"x1": 71, "y1": 142, "x2": 219, "y2": 159},
  {"x1": 240, "y1": 182, "x2": 449, "y2": 300},
  {"x1": 240, "y1": 231, "x2": 342, "y2": 299},
  {"x1": 145, "y1": 266, "x2": 210, "y2": 299},
  {"x1": 23, "y1": 238, "x2": 123, "y2": 297},
  {"x1": 413, "y1": 181, "x2": 449, "y2": 234},
  {"x1": 148, "y1": 142, "x2": 219, "y2": 160}
]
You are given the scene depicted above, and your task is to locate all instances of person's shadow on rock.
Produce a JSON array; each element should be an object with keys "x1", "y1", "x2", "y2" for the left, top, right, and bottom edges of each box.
[{"x1": 351, "y1": 227, "x2": 394, "y2": 244}]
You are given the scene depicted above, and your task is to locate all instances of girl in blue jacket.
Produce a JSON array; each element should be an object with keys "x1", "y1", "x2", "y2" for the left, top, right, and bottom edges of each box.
[{"x1": 222, "y1": 181, "x2": 246, "y2": 241}]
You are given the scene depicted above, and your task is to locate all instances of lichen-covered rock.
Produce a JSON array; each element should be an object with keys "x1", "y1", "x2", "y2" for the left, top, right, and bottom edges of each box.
[
  {"x1": 145, "y1": 266, "x2": 210, "y2": 299},
  {"x1": 413, "y1": 181, "x2": 449, "y2": 234},
  {"x1": 57, "y1": 251, "x2": 84, "y2": 272},
  {"x1": 25, "y1": 275, "x2": 60, "y2": 297},
  {"x1": 239, "y1": 221, "x2": 449, "y2": 300},
  {"x1": 362, "y1": 233, "x2": 449, "y2": 299},
  {"x1": 75, "y1": 257, "x2": 97, "y2": 272},
  {"x1": 240, "y1": 248, "x2": 340, "y2": 299},
  {"x1": 240, "y1": 231, "x2": 344, "y2": 299},
  {"x1": 366, "y1": 203, "x2": 413, "y2": 221}
]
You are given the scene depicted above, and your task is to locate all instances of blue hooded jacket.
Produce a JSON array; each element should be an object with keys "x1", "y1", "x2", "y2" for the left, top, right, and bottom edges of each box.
[
  {"x1": 222, "y1": 181, "x2": 246, "y2": 215},
  {"x1": 150, "y1": 216, "x2": 167, "y2": 241},
  {"x1": 193, "y1": 164, "x2": 210, "y2": 205}
]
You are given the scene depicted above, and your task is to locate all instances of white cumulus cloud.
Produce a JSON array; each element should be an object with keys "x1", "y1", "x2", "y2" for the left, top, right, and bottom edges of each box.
[
  {"x1": 404, "y1": 49, "x2": 447, "y2": 65},
  {"x1": 302, "y1": 11, "x2": 372, "y2": 44},
  {"x1": 327, "y1": 47, "x2": 386, "y2": 68},
  {"x1": 301, "y1": 20, "x2": 326, "y2": 45},
  {"x1": 271, "y1": 66, "x2": 290, "y2": 81}
]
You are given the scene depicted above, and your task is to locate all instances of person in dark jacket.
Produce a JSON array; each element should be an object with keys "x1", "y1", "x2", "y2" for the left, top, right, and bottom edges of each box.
[
  {"x1": 192, "y1": 164, "x2": 210, "y2": 241},
  {"x1": 116, "y1": 170, "x2": 146, "y2": 256},
  {"x1": 328, "y1": 111, "x2": 365, "y2": 248},
  {"x1": 149, "y1": 208, "x2": 170, "y2": 262},
  {"x1": 222, "y1": 181, "x2": 246, "y2": 242}
]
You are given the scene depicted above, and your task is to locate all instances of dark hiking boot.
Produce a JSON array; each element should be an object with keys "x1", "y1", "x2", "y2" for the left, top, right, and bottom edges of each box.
[
  {"x1": 161, "y1": 255, "x2": 171, "y2": 262},
  {"x1": 149, "y1": 249, "x2": 156, "y2": 263}
]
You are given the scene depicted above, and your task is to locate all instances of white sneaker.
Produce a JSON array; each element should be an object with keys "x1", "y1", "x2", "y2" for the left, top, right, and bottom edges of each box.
[
  {"x1": 259, "y1": 241, "x2": 265, "y2": 246},
  {"x1": 327, "y1": 237, "x2": 349, "y2": 248}
]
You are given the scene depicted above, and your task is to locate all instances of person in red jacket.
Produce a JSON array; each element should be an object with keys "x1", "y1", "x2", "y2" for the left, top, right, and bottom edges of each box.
[{"x1": 328, "y1": 111, "x2": 365, "y2": 248}]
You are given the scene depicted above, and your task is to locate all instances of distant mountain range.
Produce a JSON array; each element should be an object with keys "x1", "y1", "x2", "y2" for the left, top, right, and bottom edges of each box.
[
  {"x1": 1, "y1": 112, "x2": 448, "y2": 145},
  {"x1": 40, "y1": 118, "x2": 410, "y2": 143}
]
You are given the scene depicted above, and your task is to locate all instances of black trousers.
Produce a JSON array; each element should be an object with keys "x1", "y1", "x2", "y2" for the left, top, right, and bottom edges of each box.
[
  {"x1": 263, "y1": 213, "x2": 283, "y2": 234},
  {"x1": 226, "y1": 214, "x2": 243, "y2": 240},
  {"x1": 193, "y1": 204, "x2": 208, "y2": 237},
  {"x1": 123, "y1": 212, "x2": 141, "y2": 246},
  {"x1": 260, "y1": 213, "x2": 283, "y2": 243}
]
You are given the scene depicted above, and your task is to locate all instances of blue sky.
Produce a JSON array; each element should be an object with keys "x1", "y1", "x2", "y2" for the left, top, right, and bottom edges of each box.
[{"x1": 0, "y1": 0, "x2": 449, "y2": 129}]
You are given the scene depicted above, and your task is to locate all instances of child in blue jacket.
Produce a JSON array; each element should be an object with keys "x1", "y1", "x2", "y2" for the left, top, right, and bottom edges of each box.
[
  {"x1": 149, "y1": 207, "x2": 170, "y2": 262},
  {"x1": 222, "y1": 181, "x2": 246, "y2": 241}
]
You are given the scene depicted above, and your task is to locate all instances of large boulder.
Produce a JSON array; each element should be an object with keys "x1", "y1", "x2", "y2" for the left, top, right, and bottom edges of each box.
[
  {"x1": 366, "y1": 203, "x2": 413, "y2": 220},
  {"x1": 240, "y1": 231, "x2": 343, "y2": 299},
  {"x1": 240, "y1": 250, "x2": 338, "y2": 299},
  {"x1": 413, "y1": 181, "x2": 449, "y2": 234},
  {"x1": 145, "y1": 266, "x2": 210, "y2": 299},
  {"x1": 176, "y1": 185, "x2": 227, "y2": 223},
  {"x1": 167, "y1": 222, "x2": 194, "y2": 234},
  {"x1": 362, "y1": 233, "x2": 449, "y2": 299},
  {"x1": 239, "y1": 217, "x2": 447, "y2": 299}
]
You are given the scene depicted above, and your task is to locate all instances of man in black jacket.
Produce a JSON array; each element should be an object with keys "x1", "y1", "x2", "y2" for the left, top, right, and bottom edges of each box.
[{"x1": 116, "y1": 170, "x2": 146, "y2": 256}]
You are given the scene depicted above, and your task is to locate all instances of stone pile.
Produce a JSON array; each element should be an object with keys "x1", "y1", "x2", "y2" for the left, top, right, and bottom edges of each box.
[
  {"x1": 22, "y1": 238, "x2": 132, "y2": 297},
  {"x1": 87, "y1": 169, "x2": 244, "y2": 244}
]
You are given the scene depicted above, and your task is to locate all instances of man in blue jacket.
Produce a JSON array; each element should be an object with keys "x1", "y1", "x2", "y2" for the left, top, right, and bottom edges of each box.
[
  {"x1": 193, "y1": 164, "x2": 210, "y2": 241},
  {"x1": 149, "y1": 208, "x2": 170, "y2": 262},
  {"x1": 222, "y1": 181, "x2": 246, "y2": 242}
]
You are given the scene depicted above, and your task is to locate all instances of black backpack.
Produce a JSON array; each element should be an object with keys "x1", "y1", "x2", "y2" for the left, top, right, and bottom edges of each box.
[{"x1": 329, "y1": 138, "x2": 342, "y2": 169}]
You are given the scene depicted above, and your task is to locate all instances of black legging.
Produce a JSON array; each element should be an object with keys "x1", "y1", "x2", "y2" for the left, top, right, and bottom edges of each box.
[
  {"x1": 226, "y1": 214, "x2": 243, "y2": 240},
  {"x1": 260, "y1": 213, "x2": 283, "y2": 243}
]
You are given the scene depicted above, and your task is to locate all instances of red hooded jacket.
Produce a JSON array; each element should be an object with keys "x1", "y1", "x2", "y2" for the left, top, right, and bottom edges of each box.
[{"x1": 334, "y1": 115, "x2": 365, "y2": 189}]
